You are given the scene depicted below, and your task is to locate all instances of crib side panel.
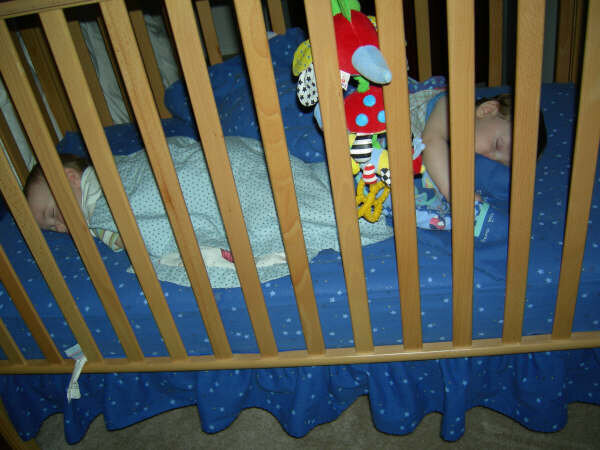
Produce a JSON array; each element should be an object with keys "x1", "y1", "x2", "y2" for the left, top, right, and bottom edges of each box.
[{"x1": 0, "y1": 0, "x2": 598, "y2": 378}]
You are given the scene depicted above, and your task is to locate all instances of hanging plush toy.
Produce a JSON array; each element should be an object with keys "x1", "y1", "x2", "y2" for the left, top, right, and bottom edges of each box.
[{"x1": 293, "y1": 0, "x2": 425, "y2": 223}]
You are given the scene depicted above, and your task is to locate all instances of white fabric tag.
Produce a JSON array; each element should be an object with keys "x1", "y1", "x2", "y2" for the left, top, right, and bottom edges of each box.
[
  {"x1": 340, "y1": 70, "x2": 350, "y2": 90},
  {"x1": 65, "y1": 344, "x2": 87, "y2": 402}
]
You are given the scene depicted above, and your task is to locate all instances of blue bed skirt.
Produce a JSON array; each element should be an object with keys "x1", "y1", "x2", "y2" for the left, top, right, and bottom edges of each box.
[{"x1": 2, "y1": 349, "x2": 599, "y2": 443}]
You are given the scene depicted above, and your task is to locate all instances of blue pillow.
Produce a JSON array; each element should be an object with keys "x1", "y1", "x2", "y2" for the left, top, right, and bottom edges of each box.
[
  {"x1": 474, "y1": 153, "x2": 511, "y2": 201},
  {"x1": 164, "y1": 28, "x2": 328, "y2": 163}
]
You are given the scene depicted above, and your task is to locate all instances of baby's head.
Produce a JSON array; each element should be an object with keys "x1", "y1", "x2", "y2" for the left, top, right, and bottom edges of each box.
[
  {"x1": 24, "y1": 154, "x2": 90, "y2": 232},
  {"x1": 474, "y1": 93, "x2": 547, "y2": 166}
]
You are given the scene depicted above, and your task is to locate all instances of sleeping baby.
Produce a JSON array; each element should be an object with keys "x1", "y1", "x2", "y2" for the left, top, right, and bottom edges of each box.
[{"x1": 25, "y1": 136, "x2": 395, "y2": 288}]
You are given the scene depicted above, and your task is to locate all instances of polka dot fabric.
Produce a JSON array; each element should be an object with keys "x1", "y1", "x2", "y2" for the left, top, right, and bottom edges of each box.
[{"x1": 0, "y1": 82, "x2": 598, "y2": 443}]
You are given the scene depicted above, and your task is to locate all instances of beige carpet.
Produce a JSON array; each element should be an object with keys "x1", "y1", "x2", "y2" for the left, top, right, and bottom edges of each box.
[{"x1": 34, "y1": 397, "x2": 600, "y2": 449}]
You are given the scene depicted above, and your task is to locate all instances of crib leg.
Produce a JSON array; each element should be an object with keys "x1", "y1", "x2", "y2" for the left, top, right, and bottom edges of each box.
[{"x1": 0, "y1": 398, "x2": 39, "y2": 450}]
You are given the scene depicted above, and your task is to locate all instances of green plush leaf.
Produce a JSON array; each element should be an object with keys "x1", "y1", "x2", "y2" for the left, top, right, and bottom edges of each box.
[
  {"x1": 331, "y1": 0, "x2": 361, "y2": 20},
  {"x1": 354, "y1": 75, "x2": 370, "y2": 93}
]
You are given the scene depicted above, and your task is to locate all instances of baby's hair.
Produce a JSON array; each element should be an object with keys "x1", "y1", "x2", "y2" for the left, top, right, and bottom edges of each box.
[
  {"x1": 24, "y1": 153, "x2": 91, "y2": 198},
  {"x1": 476, "y1": 93, "x2": 547, "y2": 160}
]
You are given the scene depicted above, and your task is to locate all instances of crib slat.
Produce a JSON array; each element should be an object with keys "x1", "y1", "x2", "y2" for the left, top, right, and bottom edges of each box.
[
  {"x1": 9, "y1": 28, "x2": 59, "y2": 145},
  {"x1": 40, "y1": 9, "x2": 198, "y2": 362},
  {"x1": 128, "y1": 5, "x2": 170, "y2": 119},
  {"x1": 194, "y1": 0, "x2": 223, "y2": 65},
  {"x1": 446, "y1": 0, "x2": 475, "y2": 348},
  {"x1": 266, "y1": 0, "x2": 286, "y2": 35},
  {"x1": 58, "y1": 7, "x2": 232, "y2": 361},
  {"x1": 488, "y1": 0, "x2": 503, "y2": 87},
  {"x1": 0, "y1": 317, "x2": 24, "y2": 365},
  {"x1": 164, "y1": 0, "x2": 278, "y2": 358},
  {"x1": 502, "y1": 0, "x2": 545, "y2": 343},
  {"x1": 18, "y1": 19, "x2": 78, "y2": 134},
  {"x1": 0, "y1": 115, "x2": 102, "y2": 364},
  {"x1": 0, "y1": 244, "x2": 63, "y2": 364},
  {"x1": 414, "y1": 0, "x2": 432, "y2": 81},
  {"x1": 553, "y1": 0, "x2": 600, "y2": 339},
  {"x1": 95, "y1": 13, "x2": 134, "y2": 122},
  {"x1": 67, "y1": 19, "x2": 113, "y2": 126},
  {"x1": 233, "y1": 0, "x2": 324, "y2": 355},
  {"x1": 304, "y1": 0, "x2": 374, "y2": 353},
  {"x1": 376, "y1": 0, "x2": 423, "y2": 350},
  {"x1": 100, "y1": 0, "x2": 247, "y2": 358},
  {"x1": 0, "y1": 109, "x2": 29, "y2": 185}
]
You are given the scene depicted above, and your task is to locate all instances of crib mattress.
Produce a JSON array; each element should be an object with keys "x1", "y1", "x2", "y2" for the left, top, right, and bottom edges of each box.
[{"x1": 0, "y1": 82, "x2": 599, "y2": 361}]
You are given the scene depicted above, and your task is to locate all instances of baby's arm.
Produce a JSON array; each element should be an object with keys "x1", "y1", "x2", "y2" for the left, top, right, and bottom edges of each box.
[
  {"x1": 421, "y1": 96, "x2": 451, "y2": 201},
  {"x1": 421, "y1": 96, "x2": 482, "y2": 203},
  {"x1": 90, "y1": 228, "x2": 123, "y2": 251}
]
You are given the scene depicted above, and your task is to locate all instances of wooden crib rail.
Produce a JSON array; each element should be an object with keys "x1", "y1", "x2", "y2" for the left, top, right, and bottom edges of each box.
[
  {"x1": 0, "y1": 0, "x2": 598, "y2": 379},
  {"x1": 553, "y1": 0, "x2": 600, "y2": 339},
  {"x1": 503, "y1": 0, "x2": 545, "y2": 343},
  {"x1": 446, "y1": 0, "x2": 476, "y2": 348},
  {"x1": 376, "y1": 0, "x2": 423, "y2": 350},
  {"x1": 304, "y1": 0, "x2": 374, "y2": 354},
  {"x1": 233, "y1": 0, "x2": 324, "y2": 355}
]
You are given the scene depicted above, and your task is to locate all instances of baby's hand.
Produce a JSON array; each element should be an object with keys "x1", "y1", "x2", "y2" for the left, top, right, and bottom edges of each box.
[{"x1": 475, "y1": 192, "x2": 483, "y2": 203}]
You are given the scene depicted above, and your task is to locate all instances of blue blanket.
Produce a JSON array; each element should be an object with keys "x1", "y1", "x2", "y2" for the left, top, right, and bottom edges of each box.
[{"x1": 87, "y1": 136, "x2": 392, "y2": 288}]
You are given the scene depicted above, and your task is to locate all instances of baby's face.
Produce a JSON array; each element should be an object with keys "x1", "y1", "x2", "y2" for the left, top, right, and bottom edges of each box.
[
  {"x1": 27, "y1": 168, "x2": 83, "y2": 233},
  {"x1": 474, "y1": 101, "x2": 513, "y2": 166}
]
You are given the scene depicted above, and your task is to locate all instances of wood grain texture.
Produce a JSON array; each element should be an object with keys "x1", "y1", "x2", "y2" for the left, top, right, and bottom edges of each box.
[
  {"x1": 0, "y1": 66, "x2": 102, "y2": 363},
  {"x1": 304, "y1": 0, "x2": 373, "y2": 353},
  {"x1": 195, "y1": 0, "x2": 223, "y2": 65},
  {"x1": 164, "y1": 0, "x2": 277, "y2": 358},
  {"x1": 0, "y1": 244, "x2": 63, "y2": 364},
  {"x1": 234, "y1": 0, "x2": 324, "y2": 355},
  {"x1": 488, "y1": 0, "x2": 503, "y2": 86},
  {"x1": 414, "y1": 0, "x2": 432, "y2": 81},
  {"x1": 502, "y1": 0, "x2": 545, "y2": 344},
  {"x1": 376, "y1": 0, "x2": 423, "y2": 350},
  {"x1": 446, "y1": 0, "x2": 475, "y2": 348},
  {"x1": 553, "y1": 0, "x2": 600, "y2": 339}
]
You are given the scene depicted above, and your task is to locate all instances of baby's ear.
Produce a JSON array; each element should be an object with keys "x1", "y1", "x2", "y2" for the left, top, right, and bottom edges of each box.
[
  {"x1": 476, "y1": 100, "x2": 499, "y2": 118},
  {"x1": 64, "y1": 167, "x2": 82, "y2": 188}
]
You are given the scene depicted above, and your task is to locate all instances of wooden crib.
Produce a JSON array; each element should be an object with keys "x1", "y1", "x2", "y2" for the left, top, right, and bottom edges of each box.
[{"x1": 0, "y1": 0, "x2": 598, "y2": 447}]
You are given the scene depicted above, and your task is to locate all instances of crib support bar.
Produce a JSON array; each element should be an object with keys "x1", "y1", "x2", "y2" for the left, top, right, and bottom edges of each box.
[
  {"x1": 446, "y1": 0, "x2": 475, "y2": 347},
  {"x1": 553, "y1": 0, "x2": 600, "y2": 339},
  {"x1": 234, "y1": 0, "x2": 324, "y2": 355},
  {"x1": 376, "y1": 0, "x2": 423, "y2": 350},
  {"x1": 304, "y1": 0, "x2": 374, "y2": 353},
  {"x1": 503, "y1": 0, "x2": 545, "y2": 343}
]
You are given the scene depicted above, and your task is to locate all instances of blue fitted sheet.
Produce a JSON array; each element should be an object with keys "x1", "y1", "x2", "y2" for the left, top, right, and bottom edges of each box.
[{"x1": 0, "y1": 27, "x2": 598, "y2": 444}]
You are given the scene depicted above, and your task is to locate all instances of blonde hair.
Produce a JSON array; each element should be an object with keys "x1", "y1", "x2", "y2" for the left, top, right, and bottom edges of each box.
[{"x1": 24, "y1": 153, "x2": 90, "y2": 197}]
